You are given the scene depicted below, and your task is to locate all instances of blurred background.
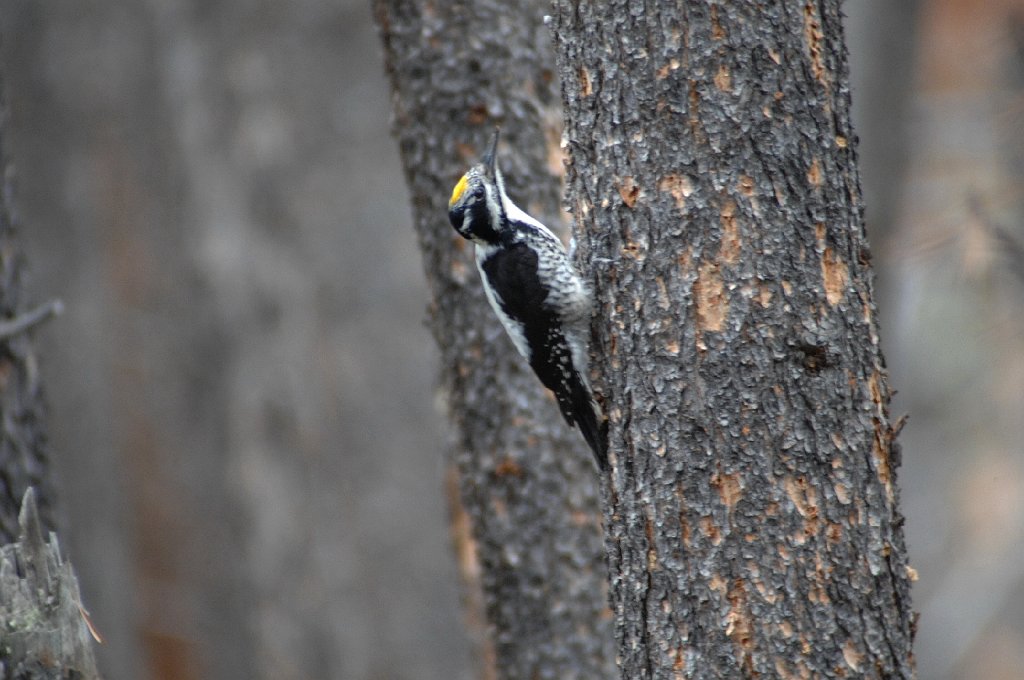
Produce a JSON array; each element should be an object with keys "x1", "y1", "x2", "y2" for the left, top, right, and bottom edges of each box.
[{"x1": 0, "y1": 1, "x2": 1021, "y2": 679}]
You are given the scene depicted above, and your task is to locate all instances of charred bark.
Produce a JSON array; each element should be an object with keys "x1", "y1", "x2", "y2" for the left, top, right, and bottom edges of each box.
[
  {"x1": 0, "y1": 41, "x2": 101, "y2": 680},
  {"x1": 0, "y1": 57, "x2": 57, "y2": 546},
  {"x1": 374, "y1": 2, "x2": 614, "y2": 678},
  {"x1": 550, "y1": 2, "x2": 916, "y2": 678}
]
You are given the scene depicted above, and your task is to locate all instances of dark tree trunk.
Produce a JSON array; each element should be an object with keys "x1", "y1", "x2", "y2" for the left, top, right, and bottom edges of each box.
[
  {"x1": 0, "y1": 60, "x2": 57, "y2": 545},
  {"x1": 0, "y1": 57, "x2": 100, "y2": 680},
  {"x1": 550, "y1": 2, "x2": 916, "y2": 678},
  {"x1": 373, "y1": 1, "x2": 614, "y2": 678}
]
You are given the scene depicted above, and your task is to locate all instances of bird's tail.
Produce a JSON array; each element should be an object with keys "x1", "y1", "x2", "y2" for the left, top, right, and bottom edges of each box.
[{"x1": 569, "y1": 374, "x2": 608, "y2": 470}]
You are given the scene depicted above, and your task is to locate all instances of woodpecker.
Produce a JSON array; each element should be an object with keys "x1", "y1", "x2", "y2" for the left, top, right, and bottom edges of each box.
[{"x1": 447, "y1": 130, "x2": 607, "y2": 470}]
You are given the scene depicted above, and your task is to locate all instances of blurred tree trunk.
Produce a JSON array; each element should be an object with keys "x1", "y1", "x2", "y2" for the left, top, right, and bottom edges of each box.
[
  {"x1": 0, "y1": 57, "x2": 101, "y2": 680},
  {"x1": 550, "y1": 2, "x2": 916, "y2": 677},
  {"x1": 0, "y1": 57, "x2": 56, "y2": 546},
  {"x1": 374, "y1": 2, "x2": 614, "y2": 678},
  {"x1": 891, "y1": 2, "x2": 1024, "y2": 677},
  {"x1": 4, "y1": 0, "x2": 472, "y2": 677}
]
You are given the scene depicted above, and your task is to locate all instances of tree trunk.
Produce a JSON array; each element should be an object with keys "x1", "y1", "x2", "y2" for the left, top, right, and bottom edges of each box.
[
  {"x1": 550, "y1": 2, "x2": 916, "y2": 678},
  {"x1": 374, "y1": 2, "x2": 614, "y2": 678},
  {"x1": 0, "y1": 57, "x2": 57, "y2": 546},
  {"x1": 0, "y1": 59, "x2": 100, "y2": 679}
]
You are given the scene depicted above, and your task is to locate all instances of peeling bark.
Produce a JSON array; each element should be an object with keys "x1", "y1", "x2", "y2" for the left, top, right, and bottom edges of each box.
[{"x1": 550, "y1": 2, "x2": 916, "y2": 677}]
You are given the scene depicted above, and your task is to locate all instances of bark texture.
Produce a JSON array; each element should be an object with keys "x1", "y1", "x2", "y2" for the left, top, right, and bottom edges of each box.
[
  {"x1": 550, "y1": 2, "x2": 916, "y2": 678},
  {"x1": 374, "y1": 2, "x2": 614, "y2": 678}
]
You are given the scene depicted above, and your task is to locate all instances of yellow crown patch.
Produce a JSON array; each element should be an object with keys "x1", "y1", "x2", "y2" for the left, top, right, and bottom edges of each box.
[{"x1": 449, "y1": 174, "x2": 469, "y2": 208}]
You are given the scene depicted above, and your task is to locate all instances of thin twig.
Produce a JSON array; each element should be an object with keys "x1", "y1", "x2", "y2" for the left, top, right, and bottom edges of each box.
[{"x1": 0, "y1": 299, "x2": 64, "y2": 340}]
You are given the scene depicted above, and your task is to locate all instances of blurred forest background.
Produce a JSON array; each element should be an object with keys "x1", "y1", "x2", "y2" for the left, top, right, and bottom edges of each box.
[{"x1": 0, "y1": 0, "x2": 1021, "y2": 679}]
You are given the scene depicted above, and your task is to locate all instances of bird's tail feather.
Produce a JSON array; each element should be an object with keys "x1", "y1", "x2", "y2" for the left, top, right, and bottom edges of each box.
[{"x1": 569, "y1": 375, "x2": 608, "y2": 470}]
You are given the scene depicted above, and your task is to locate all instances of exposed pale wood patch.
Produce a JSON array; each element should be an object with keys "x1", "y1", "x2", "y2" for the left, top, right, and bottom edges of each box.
[
  {"x1": 714, "y1": 64, "x2": 732, "y2": 92},
  {"x1": 447, "y1": 466, "x2": 481, "y2": 580},
  {"x1": 726, "y1": 579, "x2": 755, "y2": 668},
  {"x1": 713, "y1": 469, "x2": 742, "y2": 510},
  {"x1": 720, "y1": 199, "x2": 741, "y2": 264},
  {"x1": 672, "y1": 644, "x2": 686, "y2": 677},
  {"x1": 679, "y1": 511, "x2": 691, "y2": 543},
  {"x1": 655, "y1": 276, "x2": 670, "y2": 309},
  {"x1": 494, "y1": 458, "x2": 524, "y2": 478},
  {"x1": 807, "y1": 157, "x2": 822, "y2": 187},
  {"x1": 659, "y1": 173, "x2": 693, "y2": 209},
  {"x1": 784, "y1": 476, "x2": 820, "y2": 538},
  {"x1": 688, "y1": 80, "x2": 700, "y2": 131},
  {"x1": 872, "y1": 419, "x2": 894, "y2": 502},
  {"x1": 803, "y1": 2, "x2": 826, "y2": 85},
  {"x1": 621, "y1": 241, "x2": 643, "y2": 260},
  {"x1": 843, "y1": 639, "x2": 864, "y2": 672},
  {"x1": 738, "y1": 174, "x2": 755, "y2": 196},
  {"x1": 700, "y1": 516, "x2": 722, "y2": 545},
  {"x1": 868, "y1": 369, "x2": 883, "y2": 404},
  {"x1": 694, "y1": 260, "x2": 727, "y2": 333},
  {"x1": 579, "y1": 65, "x2": 593, "y2": 97},
  {"x1": 711, "y1": 4, "x2": 726, "y2": 40},
  {"x1": 677, "y1": 246, "x2": 693, "y2": 271},
  {"x1": 821, "y1": 247, "x2": 849, "y2": 305},
  {"x1": 826, "y1": 522, "x2": 843, "y2": 543},
  {"x1": 656, "y1": 58, "x2": 681, "y2": 79},
  {"x1": 751, "y1": 563, "x2": 778, "y2": 604},
  {"x1": 543, "y1": 118, "x2": 564, "y2": 177},
  {"x1": 617, "y1": 176, "x2": 639, "y2": 207}
]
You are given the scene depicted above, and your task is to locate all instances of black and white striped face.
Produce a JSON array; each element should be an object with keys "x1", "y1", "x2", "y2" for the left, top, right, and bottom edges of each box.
[
  {"x1": 448, "y1": 167, "x2": 501, "y2": 243},
  {"x1": 447, "y1": 131, "x2": 505, "y2": 244}
]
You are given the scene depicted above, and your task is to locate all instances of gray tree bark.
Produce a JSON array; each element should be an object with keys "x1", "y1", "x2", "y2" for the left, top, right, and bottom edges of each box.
[
  {"x1": 550, "y1": 2, "x2": 916, "y2": 678},
  {"x1": 374, "y1": 2, "x2": 614, "y2": 678}
]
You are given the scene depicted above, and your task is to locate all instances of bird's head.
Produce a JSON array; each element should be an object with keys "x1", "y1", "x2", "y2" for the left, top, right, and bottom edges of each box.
[{"x1": 448, "y1": 129, "x2": 505, "y2": 244}]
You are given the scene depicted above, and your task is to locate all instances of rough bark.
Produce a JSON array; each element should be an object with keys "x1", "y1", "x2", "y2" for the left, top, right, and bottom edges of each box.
[
  {"x1": 374, "y1": 2, "x2": 614, "y2": 678},
  {"x1": 0, "y1": 489, "x2": 102, "y2": 679},
  {"x1": 550, "y1": 2, "x2": 916, "y2": 678},
  {"x1": 0, "y1": 55, "x2": 56, "y2": 546}
]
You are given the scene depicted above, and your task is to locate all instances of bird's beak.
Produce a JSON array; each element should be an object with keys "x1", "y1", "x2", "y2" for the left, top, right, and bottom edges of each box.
[{"x1": 481, "y1": 128, "x2": 500, "y2": 180}]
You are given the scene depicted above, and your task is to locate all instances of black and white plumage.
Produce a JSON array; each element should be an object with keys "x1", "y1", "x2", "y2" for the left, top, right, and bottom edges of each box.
[{"x1": 447, "y1": 131, "x2": 607, "y2": 469}]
